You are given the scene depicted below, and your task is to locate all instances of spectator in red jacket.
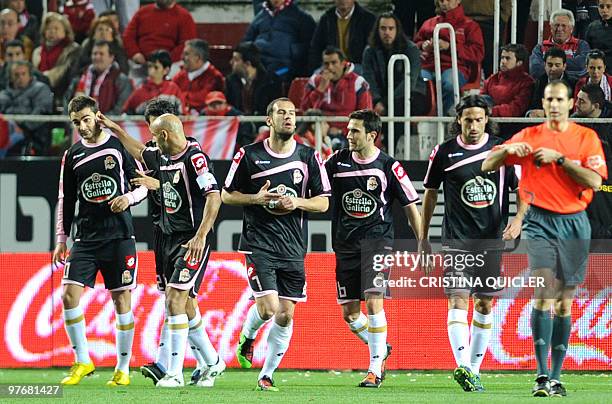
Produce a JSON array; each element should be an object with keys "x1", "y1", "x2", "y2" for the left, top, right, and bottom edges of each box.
[
  {"x1": 301, "y1": 46, "x2": 372, "y2": 135},
  {"x1": 172, "y1": 38, "x2": 225, "y2": 115},
  {"x1": 60, "y1": 0, "x2": 95, "y2": 44},
  {"x1": 123, "y1": 0, "x2": 196, "y2": 76},
  {"x1": 123, "y1": 49, "x2": 184, "y2": 115},
  {"x1": 414, "y1": 0, "x2": 484, "y2": 115},
  {"x1": 574, "y1": 49, "x2": 612, "y2": 103},
  {"x1": 481, "y1": 44, "x2": 534, "y2": 117}
]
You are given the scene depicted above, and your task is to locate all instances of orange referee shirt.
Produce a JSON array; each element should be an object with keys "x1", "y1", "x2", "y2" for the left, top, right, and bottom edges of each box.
[{"x1": 503, "y1": 122, "x2": 608, "y2": 214}]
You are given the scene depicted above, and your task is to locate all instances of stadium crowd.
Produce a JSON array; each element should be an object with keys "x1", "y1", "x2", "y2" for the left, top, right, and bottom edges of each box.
[{"x1": 0, "y1": 0, "x2": 610, "y2": 157}]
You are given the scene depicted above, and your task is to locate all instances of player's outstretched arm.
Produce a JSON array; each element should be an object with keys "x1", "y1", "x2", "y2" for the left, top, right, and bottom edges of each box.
[
  {"x1": 96, "y1": 112, "x2": 146, "y2": 162},
  {"x1": 221, "y1": 180, "x2": 281, "y2": 206},
  {"x1": 403, "y1": 203, "x2": 423, "y2": 241}
]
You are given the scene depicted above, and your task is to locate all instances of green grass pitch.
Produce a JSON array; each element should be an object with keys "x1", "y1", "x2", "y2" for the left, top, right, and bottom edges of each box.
[{"x1": 0, "y1": 369, "x2": 610, "y2": 403}]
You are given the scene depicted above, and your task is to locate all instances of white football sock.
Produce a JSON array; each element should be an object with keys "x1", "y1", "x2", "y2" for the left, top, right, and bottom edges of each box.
[
  {"x1": 63, "y1": 306, "x2": 91, "y2": 364},
  {"x1": 115, "y1": 311, "x2": 134, "y2": 373},
  {"x1": 167, "y1": 314, "x2": 188, "y2": 377},
  {"x1": 447, "y1": 309, "x2": 470, "y2": 368},
  {"x1": 242, "y1": 304, "x2": 268, "y2": 339},
  {"x1": 188, "y1": 308, "x2": 219, "y2": 367},
  {"x1": 156, "y1": 318, "x2": 170, "y2": 372},
  {"x1": 348, "y1": 312, "x2": 369, "y2": 344},
  {"x1": 470, "y1": 309, "x2": 492, "y2": 375},
  {"x1": 258, "y1": 321, "x2": 293, "y2": 380},
  {"x1": 367, "y1": 311, "x2": 387, "y2": 378}
]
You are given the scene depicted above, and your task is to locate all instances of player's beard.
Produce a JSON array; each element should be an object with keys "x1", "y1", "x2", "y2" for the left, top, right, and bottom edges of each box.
[
  {"x1": 275, "y1": 128, "x2": 294, "y2": 142},
  {"x1": 80, "y1": 123, "x2": 102, "y2": 142}
]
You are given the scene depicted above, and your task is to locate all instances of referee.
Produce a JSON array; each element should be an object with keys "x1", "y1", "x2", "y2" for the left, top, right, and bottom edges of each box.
[{"x1": 482, "y1": 80, "x2": 608, "y2": 397}]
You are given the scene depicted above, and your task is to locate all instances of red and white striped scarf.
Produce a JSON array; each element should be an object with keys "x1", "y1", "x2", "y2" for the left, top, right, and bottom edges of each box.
[{"x1": 77, "y1": 65, "x2": 111, "y2": 97}]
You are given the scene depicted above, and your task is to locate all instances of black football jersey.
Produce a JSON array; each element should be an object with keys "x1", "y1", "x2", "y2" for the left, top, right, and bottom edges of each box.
[
  {"x1": 144, "y1": 137, "x2": 201, "y2": 227},
  {"x1": 141, "y1": 142, "x2": 219, "y2": 235},
  {"x1": 325, "y1": 148, "x2": 420, "y2": 253},
  {"x1": 423, "y1": 134, "x2": 518, "y2": 247},
  {"x1": 56, "y1": 131, "x2": 146, "y2": 242},
  {"x1": 224, "y1": 139, "x2": 331, "y2": 260}
]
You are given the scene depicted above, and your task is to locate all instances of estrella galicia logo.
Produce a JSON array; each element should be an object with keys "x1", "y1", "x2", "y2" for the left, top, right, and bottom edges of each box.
[
  {"x1": 460, "y1": 176, "x2": 497, "y2": 208},
  {"x1": 264, "y1": 184, "x2": 298, "y2": 215},
  {"x1": 342, "y1": 189, "x2": 377, "y2": 218},
  {"x1": 81, "y1": 173, "x2": 117, "y2": 203},
  {"x1": 162, "y1": 181, "x2": 182, "y2": 213}
]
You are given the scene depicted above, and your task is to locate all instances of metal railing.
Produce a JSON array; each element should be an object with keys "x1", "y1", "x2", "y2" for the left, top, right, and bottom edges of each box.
[
  {"x1": 433, "y1": 23, "x2": 460, "y2": 144},
  {"x1": 386, "y1": 54, "x2": 411, "y2": 159}
]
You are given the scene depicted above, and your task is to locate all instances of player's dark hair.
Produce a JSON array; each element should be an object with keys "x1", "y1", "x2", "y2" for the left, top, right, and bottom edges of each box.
[
  {"x1": 186, "y1": 38, "x2": 209, "y2": 62},
  {"x1": 546, "y1": 79, "x2": 572, "y2": 99},
  {"x1": 144, "y1": 98, "x2": 179, "y2": 123},
  {"x1": 323, "y1": 46, "x2": 346, "y2": 61},
  {"x1": 349, "y1": 109, "x2": 382, "y2": 137},
  {"x1": 68, "y1": 95, "x2": 99, "y2": 115},
  {"x1": 587, "y1": 49, "x2": 606, "y2": 66},
  {"x1": 448, "y1": 94, "x2": 498, "y2": 137},
  {"x1": 368, "y1": 12, "x2": 408, "y2": 52},
  {"x1": 266, "y1": 97, "x2": 293, "y2": 117},
  {"x1": 580, "y1": 83, "x2": 606, "y2": 109},
  {"x1": 544, "y1": 46, "x2": 567, "y2": 64},
  {"x1": 500, "y1": 43, "x2": 529, "y2": 65},
  {"x1": 234, "y1": 41, "x2": 263, "y2": 69},
  {"x1": 147, "y1": 49, "x2": 172, "y2": 69}
]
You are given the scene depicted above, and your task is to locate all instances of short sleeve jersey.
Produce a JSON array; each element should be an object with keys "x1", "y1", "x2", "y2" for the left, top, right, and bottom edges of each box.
[
  {"x1": 224, "y1": 139, "x2": 331, "y2": 260},
  {"x1": 424, "y1": 134, "x2": 518, "y2": 245},
  {"x1": 56, "y1": 132, "x2": 140, "y2": 242},
  {"x1": 503, "y1": 122, "x2": 608, "y2": 213},
  {"x1": 325, "y1": 148, "x2": 420, "y2": 253},
  {"x1": 141, "y1": 142, "x2": 219, "y2": 235}
]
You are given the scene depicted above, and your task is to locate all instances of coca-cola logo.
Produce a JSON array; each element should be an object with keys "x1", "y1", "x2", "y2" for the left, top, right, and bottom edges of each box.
[{"x1": 4, "y1": 256, "x2": 273, "y2": 367}]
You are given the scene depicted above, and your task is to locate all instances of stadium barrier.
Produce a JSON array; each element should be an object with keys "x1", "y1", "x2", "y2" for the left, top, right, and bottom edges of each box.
[{"x1": 0, "y1": 251, "x2": 610, "y2": 370}]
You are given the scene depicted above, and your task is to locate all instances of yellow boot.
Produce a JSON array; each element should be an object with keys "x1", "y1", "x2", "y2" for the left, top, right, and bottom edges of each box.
[
  {"x1": 60, "y1": 362, "x2": 95, "y2": 385},
  {"x1": 106, "y1": 369, "x2": 130, "y2": 386}
]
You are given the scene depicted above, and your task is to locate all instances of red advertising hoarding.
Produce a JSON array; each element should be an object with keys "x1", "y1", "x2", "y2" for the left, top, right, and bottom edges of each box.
[{"x1": 0, "y1": 252, "x2": 610, "y2": 370}]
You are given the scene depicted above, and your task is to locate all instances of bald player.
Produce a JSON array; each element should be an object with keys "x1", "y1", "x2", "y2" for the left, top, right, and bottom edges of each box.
[{"x1": 97, "y1": 112, "x2": 225, "y2": 388}]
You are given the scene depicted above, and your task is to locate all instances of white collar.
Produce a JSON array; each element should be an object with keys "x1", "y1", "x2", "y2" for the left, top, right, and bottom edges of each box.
[
  {"x1": 187, "y1": 61, "x2": 210, "y2": 81},
  {"x1": 335, "y1": 5, "x2": 355, "y2": 20}
]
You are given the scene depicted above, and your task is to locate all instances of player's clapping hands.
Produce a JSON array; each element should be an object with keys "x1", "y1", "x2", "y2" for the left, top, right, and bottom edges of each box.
[
  {"x1": 109, "y1": 195, "x2": 130, "y2": 213},
  {"x1": 131, "y1": 170, "x2": 160, "y2": 191}
]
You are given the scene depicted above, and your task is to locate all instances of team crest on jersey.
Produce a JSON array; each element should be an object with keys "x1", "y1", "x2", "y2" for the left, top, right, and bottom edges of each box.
[
  {"x1": 461, "y1": 177, "x2": 497, "y2": 208},
  {"x1": 162, "y1": 181, "x2": 182, "y2": 213},
  {"x1": 104, "y1": 156, "x2": 115, "y2": 170},
  {"x1": 172, "y1": 170, "x2": 181, "y2": 184},
  {"x1": 342, "y1": 189, "x2": 377, "y2": 218},
  {"x1": 178, "y1": 268, "x2": 190, "y2": 282},
  {"x1": 81, "y1": 173, "x2": 117, "y2": 203},
  {"x1": 122, "y1": 270, "x2": 132, "y2": 284},
  {"x1": 293, "y1": 169, "x2": 303, "y2": 184},
  {"x1": 367, "y1": 176, "x2": 378, "y2": 191},
  {"x1": 264, "y1": 184, "x2": 298, "y2": 215}
]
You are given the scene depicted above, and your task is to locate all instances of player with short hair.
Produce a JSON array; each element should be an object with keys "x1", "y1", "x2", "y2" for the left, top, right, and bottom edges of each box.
[
  {"x1": 129, "y1": 99, "x2": 213, "y2": 386},
  {"x1": 52, "y1": 95, "x2": 148, "y2": 386},
  {"x1": 482, "y1": 80, "x2": 607, "y2": 397},
  {"x1": 98, "y1": 111, "x2": 224, "y2": 388},
  {"x1": 223, "y1": 97, "x2": 330, "y2": 391},
  {"x1": 422, "y1": 94, "x2": 523, "y2": 392},
  {"x1": 325, "y1": 109, "x2": 422, "y2": 388}
]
